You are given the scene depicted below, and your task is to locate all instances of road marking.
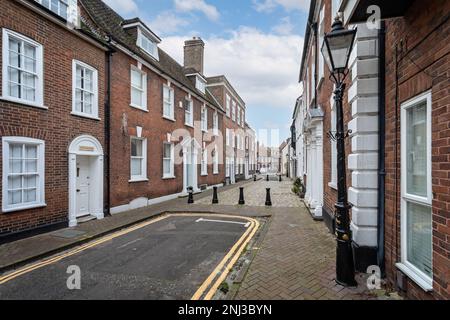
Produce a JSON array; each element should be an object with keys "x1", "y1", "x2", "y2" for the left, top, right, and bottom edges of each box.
[
  {"x1": 203, "y1": 219, "x2": 260, "y2": 300},
  {"x1": 117, "y1": 238, "x2": 143, "y2": 249},
  {"x1": 195, "y1": 218, "x2": 250, "y2": 227},
  {"x1": 191, "y1": 215, "x2": 259, "y2": 301}
]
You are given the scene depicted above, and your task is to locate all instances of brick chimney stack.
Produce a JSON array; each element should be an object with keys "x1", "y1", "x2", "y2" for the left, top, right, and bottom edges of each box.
[{"x1": 184, "y1": 37, "x2": 205, "y2": 75}]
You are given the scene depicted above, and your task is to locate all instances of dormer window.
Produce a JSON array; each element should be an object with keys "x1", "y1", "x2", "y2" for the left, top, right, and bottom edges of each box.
[
  {"x1": 195, "y1": 76, "x2": 206, "y2": 94},
  {"x1": 36, "y1": 0, "x2": 69, "y2": 20},
  {"x1": 137, "y1": 29, "x2": 159, "y2": 61}
]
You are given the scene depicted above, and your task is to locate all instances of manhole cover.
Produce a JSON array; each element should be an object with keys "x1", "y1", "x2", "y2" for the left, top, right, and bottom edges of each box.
[{"x1": 51, "y1": 229, "x2": 86, "y2": 239}]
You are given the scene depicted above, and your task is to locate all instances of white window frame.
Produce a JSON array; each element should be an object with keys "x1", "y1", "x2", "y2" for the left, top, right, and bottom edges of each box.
[
  {"x1": 396, "y1": 90, "x2": 433, "y2": 292},
  {"x1": 2, "y1": 137, "x2": 46, "y2": 213},
  {"x1": 201, "y1": 148, "x2": 208, "y2": 176},
  {"x1": 213, "y1": 145, "x2": 219, "y2": 174},
  {"x1": 72, "y1": 60, "x2": 99, "y2": 120},
  {"x1": 163, "y1": 84, "x2": 175, "y2": 121},
  {"x1": 130, "y1": 137, "x2": 148, "y2": 182},
  {"x1": 226, "y1": 94, "x2": 231, "y2": 117},
  {"x1": 196, "y1": 76, "x2": 206, "y2": 94},
  {"x1": 137, "y1": 28, "x2": 159, "y2": 61},
  {"x1": 329, "y1": 92, "x2": 337, "y2": 189},
  {"x1": 201, "y1": 105, "x2": 208, "y2": 132},
  {"x1": 232, "y1": 101, "x2": 237, "y2": 122},
  {"x1": 36, "y1": 0, "x2": 69, "y2": 19},
  {"x1": 162, "y1": 142, "x2": 175, "y2": 179},
  {"x1": 317, "y1": 6, "x2": 325, "y2": 86},
  {"x1": 130, "y1": 66, "x2": 147, "y2": 111},
  {"x1": 225, "y1": 157, "x2": 230, "y2": 177},
  {"x1": 226, "y1": 129, "x2": 230, "y2": 146},
  {"x1": 185, "y1": 99, "x2": 194, "y2": 127},
  {"x1": 2, "y1": 29, "x2": 44, "y2": 109},
  {"x1": 237, "y1": 107, "x2": 241, "y2": 125},
  {"x1": 213, "y1": 111, "x2": 219, "y2": 136}
]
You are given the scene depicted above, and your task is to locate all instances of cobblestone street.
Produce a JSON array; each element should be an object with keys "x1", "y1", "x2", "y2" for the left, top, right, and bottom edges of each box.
[{"x1": 208, "y1": 178, "x2": 375, "y2": 300}]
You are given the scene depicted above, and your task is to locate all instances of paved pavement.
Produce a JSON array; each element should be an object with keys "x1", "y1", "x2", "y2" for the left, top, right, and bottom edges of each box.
[
  {"x1": 0, "y1": 215, "x2": 249, "y2": 300},
  {"x1": 233, "y1": 180, "x2": 375, "y2": 300}
]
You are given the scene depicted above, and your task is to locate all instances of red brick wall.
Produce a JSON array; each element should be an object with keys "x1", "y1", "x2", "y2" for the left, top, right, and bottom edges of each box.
[
  {"x1": 109, "y1": 50, "x2": 225, "y2": 208},
  {"x1": 384, "y1": 0, "x2": 450, "y2": 300},
  {"x1": 0, "y1": 0, "x2": 106, "y2": 235}
]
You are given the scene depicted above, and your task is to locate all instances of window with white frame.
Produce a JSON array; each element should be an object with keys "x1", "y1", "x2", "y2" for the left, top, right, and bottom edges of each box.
[
  {"x1": 2, "y1": 137, "x2": 45, "y2": 213},
  {"x1": 201, "y1": 149, "x2": 208, "y2": 175},
  {"x1": 213, "y1": 111, "x2": 219, "y2": 135},
  {"x1": 137, "y1": 29, "x2": 159, "y2": 61},
  {"x1": 237, "y1": 107, "x2": 241, "y2": 124},
  {"x1": 73, "y1": 60, "x2": 98, "y2": 118},
  {"x1": 196, "y1": 76, "x2": 206, "y2": 94},
  {"x1": 235, "y1": 159, "x2": 239, "y2": 175},
  {"x1": 213, "y1": 146, "x2": 219, "y2": 174},
  {"x1": 225, "y1": 157, "x2": 230, "y2": 177},
  {"x1": 130, "y1": 137, "x2": 147, "y2": 181},
  {"x1": 184, "y1": 99, "x2": 193, "y2": 127},
  {"x1": 130, "y1": 66, "x2": 147, "y2": 110},
  {"x1": 399, "y1": 91, "x2": 433, "y2": 290},
  {"x1": 241, "y1": 110, "x2": 245, "y2": 126},
  {"x1": 36, "y1": 0, "x2": 69, "y2": 19},
  {"x1": 318, "y1": 7, "x2": 325, "y2": 84},
  {"x1": 163, "y1": 142, "x2": 174, "y2": 178},
  {"x1": 201, "y1": 105, "x2": 208, "y2": 132},
  {"x1": 226, "y1": 94, "x2": 231, "y2": 117},
  {"x1": 226, "y1": 129, "x2": 230, "y2": 146},
  {"x1": 2, "y1": 29, "x2": 44, "y2": 107},
  {"x1": 232, "y1": 101, "x2": 236, "y2": 122},
  {"x1": 232, "y1": 132, "x2": 235, "y2": 148},
  {"x1": 330, "y1": 94, "x2": 337, "y2": 188},
  {"x1": 163, "y1": 85, "x2": 174, "y2": 119}
]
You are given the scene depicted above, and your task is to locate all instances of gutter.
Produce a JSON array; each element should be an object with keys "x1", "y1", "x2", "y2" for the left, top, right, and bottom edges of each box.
[{"x1": 377, "y1": 21, "x2": 386, "y2": 276}]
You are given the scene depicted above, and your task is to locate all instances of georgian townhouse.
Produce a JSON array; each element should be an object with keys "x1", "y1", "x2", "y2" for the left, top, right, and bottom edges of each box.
[
  {"x1": 79, "y1": 0, "x2": 225, "y2": 214},
  {"x1": 0, "y1": 0, "x2": 108, "y2": 239},
  {"x1": 341, "y1": 0, "x2": 450, "y2": 300},
  {"x1": 207, "y1": 75, "x2": 247, "y2": 184}
]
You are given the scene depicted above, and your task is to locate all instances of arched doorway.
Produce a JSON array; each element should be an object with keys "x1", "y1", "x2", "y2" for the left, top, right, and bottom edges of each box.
[{"x1": 68, "y1": 135, "x2": 104, "y2": 227}]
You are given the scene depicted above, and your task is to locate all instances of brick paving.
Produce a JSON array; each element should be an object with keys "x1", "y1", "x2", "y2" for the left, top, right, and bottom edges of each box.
[{"x1": 231, "y1": 179, "x2": 375, "y2": 300}]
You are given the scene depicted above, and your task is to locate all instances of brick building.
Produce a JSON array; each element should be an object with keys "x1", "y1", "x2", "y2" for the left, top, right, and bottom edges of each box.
[
  {"x1": 295, "y1": 0, "x2": 449, "y2": 300},
  {"x1": 80, "y1": 0, "x2": 226, "y2": 214},
  {"x1": 207, "y1": 75, "x2": 247, "y2": 184},
  {"x1": 0, "y1": 0, "x2": 108, "y2": 240},
  {"x1": 245, "y1": 122, "x2": 257, "y2": 179}
]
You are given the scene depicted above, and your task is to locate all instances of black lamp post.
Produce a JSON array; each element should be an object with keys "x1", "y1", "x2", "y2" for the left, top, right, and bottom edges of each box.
[{"x1": 321, "y1": 17, "x2": 357, "y2": 287}]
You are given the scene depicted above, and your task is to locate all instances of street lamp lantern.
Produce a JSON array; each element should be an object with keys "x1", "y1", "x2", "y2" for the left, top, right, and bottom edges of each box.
[
  {"x1": 322, "y1": 18, "x2": 357, "y2": 76},
  {"x1": 321, "y1": 16, "x2": 358, "y2": 288}
]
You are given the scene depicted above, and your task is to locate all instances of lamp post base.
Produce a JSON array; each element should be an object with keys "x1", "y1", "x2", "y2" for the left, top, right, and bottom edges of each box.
[{"x1": 336, "y1": 238, "x2": 358, "y2": 287}]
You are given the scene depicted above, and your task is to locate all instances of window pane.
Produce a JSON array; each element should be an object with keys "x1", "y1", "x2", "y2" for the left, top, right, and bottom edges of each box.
[
  {"x1": 23, "y1": 86, "x2": 36, "y2": 101},
  {"x1": 25, "y1": 159, "x2": 37, "y2": 173},
  {"x1": 163, "y1": 144, "x2": 171, "y2": 158},
  {"x1": 24, "y1": 175, "x2": 37, "y2": 188},
  {"x1": 8, "y1": 190, "x2": 22, "y2": 205},
  {"x1": 10, "y1": 144, "x2": 23, "y2": 158},
  {"x1": 163, "y1": 159, "x2": 171, "y2": 175},
  {"x1": 9, "y1": 51, "x2": 20, "y2": 68},
  {"x1": 24, "y1": 189, "x2": 37, "y2": 202},
  {"x1": 131, "y1": 159, "x2": 142, "y2": 176},
  {"x1": 407, "y1": 202, "x2": 432, "y2": 277},
  {"x1": 131, "y1": 139, "x2": 142, "y2": 157},
  {"x1": 406, "y1": 103, "x2": 427, "y2": 197},
  {"x1": 76, "y1": 67, "x2": 82, "y2": 88},
  {"x1": 8, "y1": 175, "x2": 22, "y2": 190},
  {"x1": 26, "y1": 145, "x2": 37, "y2": 158},
  {"x1": 131, "y1": 87, "x2": 142, "y2": 106},
  {"x1": 131, "y1": 70, "x2": 142, "y2": 88}
]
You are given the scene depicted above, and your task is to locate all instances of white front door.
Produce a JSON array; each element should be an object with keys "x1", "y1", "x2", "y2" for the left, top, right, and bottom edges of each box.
[{"x1": 76, "y1": 156, "x2": 90, "y2": 217}]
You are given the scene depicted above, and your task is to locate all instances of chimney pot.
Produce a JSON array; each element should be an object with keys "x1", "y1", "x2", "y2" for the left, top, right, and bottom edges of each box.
[{"x1": 184, "y1": 37, "x2": 205, "y2": 75}]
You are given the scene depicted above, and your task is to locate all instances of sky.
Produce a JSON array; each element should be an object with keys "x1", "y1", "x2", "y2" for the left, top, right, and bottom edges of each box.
[{"x1": 104, "y1": 0, "x2": 308, "y2": 147}]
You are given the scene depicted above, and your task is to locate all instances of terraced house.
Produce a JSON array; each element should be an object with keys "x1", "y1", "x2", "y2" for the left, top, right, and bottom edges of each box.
[
  {"x1": 0, "y1": 0, "x2": 256, "y2": 240},
  {"x1": 0, "y1": 0, "x2": 108, "y2": 240},
  {"x1": 294, "y1": 0, "x2": 449, "y2": 300}
]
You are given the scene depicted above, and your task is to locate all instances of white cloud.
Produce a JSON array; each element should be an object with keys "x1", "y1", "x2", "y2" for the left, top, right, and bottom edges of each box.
[
  {"x1": 174, "y1": 0, "x2": 220, "y2": 21},
  {"x1": 148, "y1": 11, "x2": 190, "y2": 36},
  {"x1": 272, "y1": 16, "x2": 294, "y2": 35},
  {"x1": 103, "y1": 0, "x2": 138, "y2": 15},
  {"x1": 253, "y1": 0, "x2": 309, "y2": 13},
  {"x1": 160, "y1": 27, "x2": 303, "y2": 111}
]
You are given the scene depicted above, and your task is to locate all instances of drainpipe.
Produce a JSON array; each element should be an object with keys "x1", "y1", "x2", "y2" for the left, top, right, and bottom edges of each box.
[
  {"x1": 104, "y1": 39, "x2": 115, "y2": 217},
  {"x1": 313, "y1": 22, "x2": 319, "y2": 108},
  {"x1": 377, "y1": 21, "x2": 386, "y2": 276}
]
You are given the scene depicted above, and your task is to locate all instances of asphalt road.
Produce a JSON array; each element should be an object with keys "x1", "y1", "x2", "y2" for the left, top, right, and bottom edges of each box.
[{"x1": 0, "y1": 215, "x2": 250, "y2": 300}]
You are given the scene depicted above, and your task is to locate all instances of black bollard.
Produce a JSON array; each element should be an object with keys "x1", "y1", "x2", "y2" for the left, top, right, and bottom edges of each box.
[
  {"x1": 188, "y1": 189, "x2": 194, "y2": 204},
  {"x1": 266, "y1": 174, "x2": 269, "y2": 181},
  {"x1": 265, "y1": 188, "x2": 272, "y2": 206},
  {"x1": 254, "y1": 175, "x2": 257, "y2": 182},
  {"x1": 239, "y1": 187, "x2": 245, "y2": 205},
  {"x1": 279, "y1": 175, "x2": 282, "y2": 182},
  {"x1": 212, "y1": 186, "x2": 219, "y2": 204}
]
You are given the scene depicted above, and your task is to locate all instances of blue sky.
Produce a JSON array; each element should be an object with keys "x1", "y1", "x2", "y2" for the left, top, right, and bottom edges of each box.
[{"x1": 104, "y1": 0, "x2": 309, "y2": 146}]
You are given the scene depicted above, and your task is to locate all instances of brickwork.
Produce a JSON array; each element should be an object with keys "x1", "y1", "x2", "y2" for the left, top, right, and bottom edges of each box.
[
  {"x1": 384, "y1": 0, "x2": 450, "y2": 300},
  {"x1": 0, "y1": 0, "x2": 106, "y2": 236}
]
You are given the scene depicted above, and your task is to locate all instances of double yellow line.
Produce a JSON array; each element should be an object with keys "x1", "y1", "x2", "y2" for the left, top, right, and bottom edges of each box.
[
  {"x1": 0, "y1": 213, "x2": 260, "y2": 300},
  {"x1": 191, "y1": 215, "x2": 260, "y2": 300}
]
